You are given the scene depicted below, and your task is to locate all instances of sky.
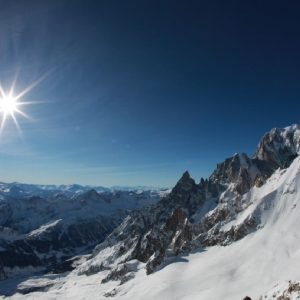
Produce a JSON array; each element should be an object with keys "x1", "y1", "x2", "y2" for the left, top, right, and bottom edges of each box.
[{"x1": 0, "y1": 0, "x2": 300, "y2": 187}]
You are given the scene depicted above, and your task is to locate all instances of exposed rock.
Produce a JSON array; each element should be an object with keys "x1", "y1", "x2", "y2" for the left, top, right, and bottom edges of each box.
[
  {"x1": 210, "y1": 153, "x2": 274, "y2": 195},
  {"x1": 104, "y1": 288, "x2": 118, "y2": 297},
  {"x1": 254, "y1": 125, "x2": 300, "y2": 169},
  {"x1": 259, "y1": 280, "x2": 300, "y2": 300},
  {"x1": 145, "y1": 208, "x2": 192, "y2": 274},
  {"x1": 101, "y1": 264, "x2": 131, "y2": 284}
]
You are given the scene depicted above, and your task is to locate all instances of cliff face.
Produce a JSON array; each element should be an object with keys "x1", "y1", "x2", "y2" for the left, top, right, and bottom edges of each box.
[{"x1": 254, "y1": 124, "x2": 300, "y2": 168}]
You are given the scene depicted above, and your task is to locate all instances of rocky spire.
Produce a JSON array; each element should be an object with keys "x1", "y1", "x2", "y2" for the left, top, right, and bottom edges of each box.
[{"x1": 172, "y1": 171, "x2": 196, "y2": 193}]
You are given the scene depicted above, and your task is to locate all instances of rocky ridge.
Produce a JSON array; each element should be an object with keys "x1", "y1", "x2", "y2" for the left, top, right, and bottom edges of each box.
[{"x1": 78, "y1": 125, "x2": 300, "y2": 282}]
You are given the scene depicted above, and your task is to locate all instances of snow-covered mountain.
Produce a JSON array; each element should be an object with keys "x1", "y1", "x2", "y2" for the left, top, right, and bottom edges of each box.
[
  {"x1": 1, "y1": 124, "x2": 300, "y2": 300},
  {"x1": 0, "y1": 186, "x2": 164, "y2": 286}
]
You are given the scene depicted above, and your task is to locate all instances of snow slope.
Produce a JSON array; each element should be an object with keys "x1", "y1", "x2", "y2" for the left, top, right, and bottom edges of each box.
[{"x1": 4, "y1": 154, "x2": 300, "y2": 299}]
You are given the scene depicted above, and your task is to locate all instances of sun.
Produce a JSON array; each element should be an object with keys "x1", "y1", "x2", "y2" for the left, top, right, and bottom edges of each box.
[
  {"x1": 0, "y1": 85, "x2": 29, "y2": 135},
  {"x1": 0, "y1": 91, "x2": 26, "y2": 134},
  {"x1": 0, "y1": 94, "x2": 19, "y2": 115},
  {"x1": 0, "y1": 75, "x2": 45, "y2": 135}
]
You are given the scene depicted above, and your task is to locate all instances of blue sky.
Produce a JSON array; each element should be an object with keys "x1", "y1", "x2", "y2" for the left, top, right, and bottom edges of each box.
[{"x1": 0, "y1": 0, "x2": 300, "y2": 187}]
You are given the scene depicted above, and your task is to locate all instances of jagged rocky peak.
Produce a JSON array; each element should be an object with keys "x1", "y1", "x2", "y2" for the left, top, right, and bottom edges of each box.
[
  {"x1": 164, "y1": 170, "x2": 210, "y2": 217},
  {"x1": 254, "y1": 124, "x2": 300, "y2": 168},
  {"x1": 173, "y1": 171, "x2": 196, "y2": 192}
]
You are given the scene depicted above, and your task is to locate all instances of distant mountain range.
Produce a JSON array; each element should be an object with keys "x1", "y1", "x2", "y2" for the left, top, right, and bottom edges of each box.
[
  {"x1": 0, "y1": 182, "x2": 169, "y2": 201},
  {"x1": 0, "y1": 184, "x2": 167, "y2": 293},
  {"x1": 1, "y1": 124, "x2": 300, "y2": 300}
]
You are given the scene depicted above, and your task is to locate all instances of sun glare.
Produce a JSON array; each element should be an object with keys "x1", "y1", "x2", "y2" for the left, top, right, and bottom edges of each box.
[
  {"x1": 0, "y1": 77, "x2": 44, "y2": 135},
  {"x1": 0, "y1": 70, "x2": 50, "y2": 136},
  {"x1": 0, "y1": 95, "x2": 18, "y2": 115}
]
